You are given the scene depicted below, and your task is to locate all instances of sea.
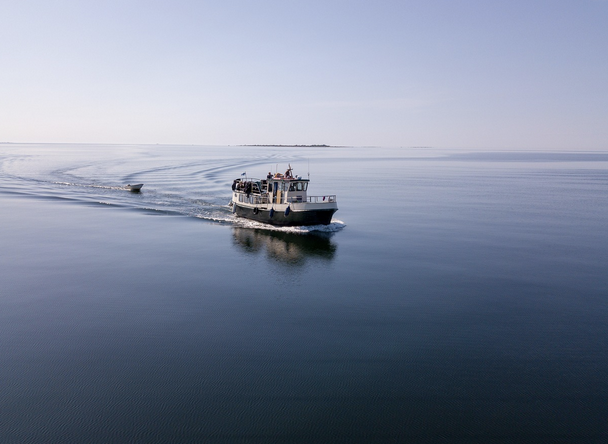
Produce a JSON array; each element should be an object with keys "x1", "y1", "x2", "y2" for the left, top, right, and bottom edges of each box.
[{"x1": 1, "y1": 143, "x2": 607, "y2": 443}]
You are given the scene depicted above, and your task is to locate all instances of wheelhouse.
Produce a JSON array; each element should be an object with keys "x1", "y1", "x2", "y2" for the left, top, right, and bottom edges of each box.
[{"x1": 232, "y1": 175, "x2": 316, "y2": 205}]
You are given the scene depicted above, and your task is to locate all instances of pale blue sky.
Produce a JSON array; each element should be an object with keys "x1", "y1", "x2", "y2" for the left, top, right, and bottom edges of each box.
[{"x1": 1, "y1": 0, "x2": 607, "y2": 149}]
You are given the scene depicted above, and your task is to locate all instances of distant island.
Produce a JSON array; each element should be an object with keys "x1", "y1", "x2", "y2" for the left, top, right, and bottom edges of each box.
[{"x1": 241, "y1": 144, "x2": 331, "y2": 147}]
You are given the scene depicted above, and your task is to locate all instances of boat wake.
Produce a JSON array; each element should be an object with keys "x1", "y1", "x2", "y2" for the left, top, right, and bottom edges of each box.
[
  {"x1": 236, "y1": 219, "x2": 346, "y2": 234},
  {"x1": 1, "y1": 144, "x2": 346, "y2": 234},
  {"x1": 53, "y1": 181, "x2": 132, "y2": 191},
  {"x1": 233, "y1": 218, "x2": 346, "y2": 234}
]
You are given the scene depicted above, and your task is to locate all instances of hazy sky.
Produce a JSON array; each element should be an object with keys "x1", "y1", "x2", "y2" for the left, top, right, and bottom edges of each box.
[{"x1": 1, "y1": 0, "x2": 607, "y2": 149}]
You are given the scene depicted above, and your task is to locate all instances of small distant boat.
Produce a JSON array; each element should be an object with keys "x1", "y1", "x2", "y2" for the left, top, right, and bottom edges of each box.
[
  {"x1": 230, "y1": 165, "x2": 337, "y2": 226},
  {"x1": 126, "y1": 184, "x2": 143, "y2": 192}
]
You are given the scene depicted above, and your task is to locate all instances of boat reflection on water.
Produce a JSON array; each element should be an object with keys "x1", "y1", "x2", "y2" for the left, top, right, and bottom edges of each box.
[{"x1": 231, "y1": 228, "x2": 336, "y2": 266}]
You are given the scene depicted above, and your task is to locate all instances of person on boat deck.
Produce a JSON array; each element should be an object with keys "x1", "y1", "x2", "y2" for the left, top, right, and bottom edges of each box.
[
  {"x1": 285, "y1": 167, "x2": 292, "y2": 178},
  {"x1": 267, "y1": 172, "x2": 272, "y2": 179}
]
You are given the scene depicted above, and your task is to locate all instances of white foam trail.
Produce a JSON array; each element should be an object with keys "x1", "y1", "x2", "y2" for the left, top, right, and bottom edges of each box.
[
  {"x1": 227, "y1": 216, "x2": 346, "y2": 233},
  {"x1": 53, "y1": 181, "x2": 126, "y2": 190}
]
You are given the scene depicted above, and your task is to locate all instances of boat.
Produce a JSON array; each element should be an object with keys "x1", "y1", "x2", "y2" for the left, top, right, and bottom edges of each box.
[
  {"x1": 230, "y1": 165, "x2": 337, "y2": 226},
  {"x1": 126, "y1": 183, "x2": 143, "y2": 192}
]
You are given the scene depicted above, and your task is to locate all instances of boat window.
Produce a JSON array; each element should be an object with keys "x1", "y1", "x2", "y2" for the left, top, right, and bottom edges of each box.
[
  {"x1": 289, "y1": 183, "x2": 295, "y2": 192},
  {"x1": 296, "y1": 182, "x2": 303, "y2": 191}
]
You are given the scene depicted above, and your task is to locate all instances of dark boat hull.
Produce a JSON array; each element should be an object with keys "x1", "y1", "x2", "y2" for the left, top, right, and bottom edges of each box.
[{"x1": 234, "y1": 205, "x2": 336, "y2": 226}]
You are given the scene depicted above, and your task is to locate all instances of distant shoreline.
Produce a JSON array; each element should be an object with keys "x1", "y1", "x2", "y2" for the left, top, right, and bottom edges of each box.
[{"x1": 240, "y1": 144, "x2": 332, "y2": 148}]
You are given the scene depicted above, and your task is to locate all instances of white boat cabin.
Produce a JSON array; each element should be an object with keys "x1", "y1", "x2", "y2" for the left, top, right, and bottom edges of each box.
[{"x1": 233, "y1": 175, "x2": 309, "y2": 205}]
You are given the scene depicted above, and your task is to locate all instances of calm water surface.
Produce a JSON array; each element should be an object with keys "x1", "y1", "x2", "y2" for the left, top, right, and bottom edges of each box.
[{"x1": 1, "y1": 143, "x2": 607, "y2": 442}]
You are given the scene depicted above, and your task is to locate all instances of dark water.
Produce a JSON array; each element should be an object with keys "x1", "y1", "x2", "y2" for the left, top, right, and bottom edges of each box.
[{"x1": 1, "y1": 143, "x2": 607, "y2": 442}]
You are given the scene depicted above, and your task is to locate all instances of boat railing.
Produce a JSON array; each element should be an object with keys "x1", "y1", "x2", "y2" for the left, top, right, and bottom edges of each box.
[
  {"x1": 244, "y1": 195, "x2": 270, "y2": 205},
  {"x1": 241, "y1": 193, "x2": 335, "y2": 205},
  {"x1": 305, "y1": 195, "x2": 337, "y2": 203}
]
